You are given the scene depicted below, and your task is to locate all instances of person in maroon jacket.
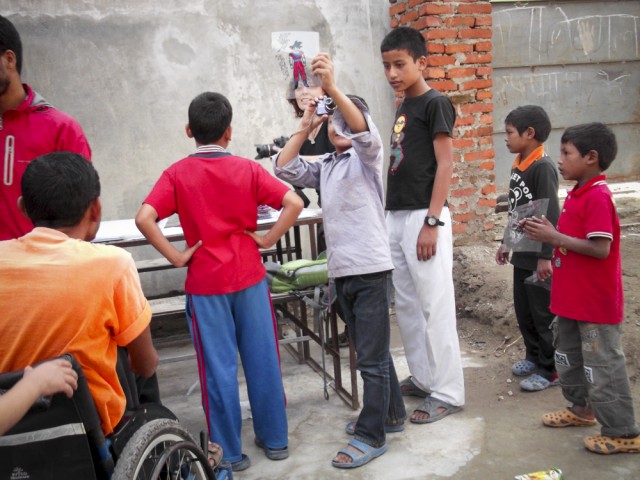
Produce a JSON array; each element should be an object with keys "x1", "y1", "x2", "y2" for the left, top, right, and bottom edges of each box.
[{"x1": 0, "y1": 15, "x2": 91, "y2": 240}]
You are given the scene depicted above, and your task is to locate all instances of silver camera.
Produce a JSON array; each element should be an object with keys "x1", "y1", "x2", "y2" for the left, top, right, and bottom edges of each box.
[{"x1": 316, "y1": 96, "x2": 336, "y2": 116}]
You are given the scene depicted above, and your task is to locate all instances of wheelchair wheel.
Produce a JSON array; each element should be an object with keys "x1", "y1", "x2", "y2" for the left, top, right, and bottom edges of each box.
[{"x1": 112, "y1": 419, "x2": 215, "y2": 480}]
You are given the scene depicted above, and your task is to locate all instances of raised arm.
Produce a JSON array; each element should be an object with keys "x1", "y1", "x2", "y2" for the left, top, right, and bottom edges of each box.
[
  {"x1": 135, "y1": 203, "x2": 202, "y2": 267},
  {"x1": 311, "y1": 53, "x2": 367, "y2": 134},
  {"x1": 277, "y1": 102, "x2": 327, "y2": 169}
]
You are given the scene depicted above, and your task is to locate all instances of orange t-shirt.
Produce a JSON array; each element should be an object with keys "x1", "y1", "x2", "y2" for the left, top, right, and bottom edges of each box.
[{"x1": 0, "y1": 228, "x2": 151, "y2": 434}]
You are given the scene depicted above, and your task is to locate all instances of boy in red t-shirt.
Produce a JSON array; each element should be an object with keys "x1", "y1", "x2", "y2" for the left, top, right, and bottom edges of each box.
[
  {"x1": 136, "y1": 92, "x2": 303, "y2": 471},
  {"x1": 522, "y1": 122, "x2": 639, "y2": 454}
]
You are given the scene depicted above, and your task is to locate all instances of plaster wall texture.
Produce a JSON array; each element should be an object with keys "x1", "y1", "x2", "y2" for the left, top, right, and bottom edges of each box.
[
  {"x1": 3, "y1": 0, "x2": 394, "y2": 221},
  {"x1": 3, "y1": 1, "x2": 394, "y2": 295}
]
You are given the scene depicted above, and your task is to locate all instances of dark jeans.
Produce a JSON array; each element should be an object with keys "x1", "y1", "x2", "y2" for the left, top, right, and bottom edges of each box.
[
  {"x1": 513, "y1": 267, "x2": 555, "y2": 378},
  {"x1": 335, "y1": 270, "x2": 406, "y2": 448}
]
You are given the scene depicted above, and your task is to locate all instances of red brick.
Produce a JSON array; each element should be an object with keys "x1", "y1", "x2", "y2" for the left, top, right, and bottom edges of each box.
[
  {"x1": 465, "y1": 149, "x2": 494, "y2": 162},
  {"x1": 482, "y1": 184, "x2": 497, "y2": 195},
  {"x1": 459, "y1": 103, "x2": 493, "y2": 114},
  {"x1": 426, "y1": 67, "x2": 446, "y2": 79},
  {"x1": 454, "y1": 212, "x2": 476, "y2": 223},
  {"x1": 475, "y1": 41, "x2": 492, "y2": 52},
  {"x1": 450, "y1": 176, "x2": 460, "y2": 185},
  {"x1": 452, "y1": 187, "x2": 477, "y2": 198},
  {"x1": 475, "y1": 16, "x2": 493, "y2": 27},
  {"x1": 419, "y1": 4, "x2": 455, "y2": 15},
  {"x1": 445, "y1": 43, "x2": 474, "y2": 54},
  {"x1": 427, "y1": 55, "x2": 455, "y2": 67},
  {"x1": 476, "y1": 90, "x2": 493, "y2": 101},
  {"x1": 426, "y1": 29, "x2": 458, "y2": 40},
  {"x1": 484, "y1": 221, "x2": 496, "y2": 231},
  {"x1": 479, "y1": 136, "x2": 494, "y2": 146},
  {"x1": 455, "y1": 118, "x2": 474, "y2": 129},
  {"x1": 479, "y1": 113, "x2": 493, "y2": 125},
  {"x1": 452, "y1": 223, "x2": 466, "y2": 235},
  {"x1": 428, "y1": 43, "x2": 445, "y2": 54},
  {"x1": 477, "y1": 126, "x2": 494, "y2": 136},
  {"x1": 447, "y1": 67, "x2": 477, "y2": 78},
  {"x1": 478, "y1": 197, "x2": 496, "y2": 207},
  {"x1": 408, "y1": 0, "x2": 425, "y2": 7},
  {"x1": 453, "y1": 138, "x2": 475, "y2": 149},
  {"x1": 390, "y1": 4, "x2": 407, "y2": 16},
  {"x1": 462, "y1": 78, "x2": 492, "y2": 90},
  {"x1": 390, "y1": 17, "x2": 399, "y2": 28},
  {"x1": 458, "y1": 4, "x2": 492, "y2": 15},
  {"x1": 479, "y1": 160, "x2": 495, "y2": 170},
  {"x1": 477, "y1": 66, "x2": 492, "y2": 76},
  {"x1": 459, "y1": 28, "x2": 493, "y2": 39},
  {"x1": 430, "y1": 79, "x2": 458, "y2": 91},
  {"x1": 461, "y1": 53, "x2": 492, "y2": 64},
  {"x1": 400, "y1": 10, "x2": 420, "y2": 23},
  {"x1": 413, "y1": 15, "x2": 443, "y2": 30},
  {"x1": 445, "y1": 16, "x2": 476, "y2": 28}
]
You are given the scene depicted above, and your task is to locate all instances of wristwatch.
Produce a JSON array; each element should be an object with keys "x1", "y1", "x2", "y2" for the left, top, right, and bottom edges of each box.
[{"x1": 424, "y1": 215, "x2": 445, "y2": 227}]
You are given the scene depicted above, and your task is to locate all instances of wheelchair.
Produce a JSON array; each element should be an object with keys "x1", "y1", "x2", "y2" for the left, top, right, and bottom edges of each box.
[{"x1": 0, "y1": 354, "x2": 232, "y2": 480}]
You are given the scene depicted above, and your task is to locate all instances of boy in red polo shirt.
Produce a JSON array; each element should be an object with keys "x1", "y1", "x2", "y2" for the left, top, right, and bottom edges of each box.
[
  {"x1": 136, "y1": 92, "x2": 303, "y2": 470},
  {"x1": 522, "y1": 122, "x2": 639, "y2": 454}
]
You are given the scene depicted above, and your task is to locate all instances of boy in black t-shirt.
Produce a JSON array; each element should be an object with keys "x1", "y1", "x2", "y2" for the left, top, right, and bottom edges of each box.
[
  {"x1": 380, "y1": 26, "x2": 464, "y2": 424},
  {"x1": 496, "y1": 105, "x2": 560, "y2": 391}
]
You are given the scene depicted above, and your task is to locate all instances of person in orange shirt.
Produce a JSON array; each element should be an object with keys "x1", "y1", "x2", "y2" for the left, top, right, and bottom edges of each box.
[{"x1": 0, "y1": 152, "x2": 158, "y2": 435}]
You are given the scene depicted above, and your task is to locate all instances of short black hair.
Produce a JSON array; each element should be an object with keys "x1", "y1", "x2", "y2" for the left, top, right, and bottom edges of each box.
[
  {"x1": 380, "y1": 26, "x2": 427, "y2": 60},
  {"x1": 21, "y1": 152, "x2": 100, "y2": 228},
  {"x1": 346, "y1": 94, "x2": 369, "y2": 111},
  {"x1": 561, "y1": 122, "x2": 618, "y2": 172},
  {"x1": 0, "y1": 15, "x2": 23, "y2": 74},
  {"x1": 505, "y1": 105, "x2": 551, "y2": 143},
  {"x1": 188, "y1": 92, "x2": 233, "y2": 144}
]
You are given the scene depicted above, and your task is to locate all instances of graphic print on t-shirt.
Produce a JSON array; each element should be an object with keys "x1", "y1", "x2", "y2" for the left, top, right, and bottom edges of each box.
[{"x1": 389, "y1": 114, "x2": 407, "y2": 175}]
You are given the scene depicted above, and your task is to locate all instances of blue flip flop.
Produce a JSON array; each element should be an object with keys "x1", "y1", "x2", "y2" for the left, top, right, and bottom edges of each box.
[
  {"x1": 254, "y1": 437, "x2": 289, "y2": 460},
  {"x1": 332, "y1": 438, "x2": 388, "y2": 469},
  {"x1": 345, "y1": 420, "x2": 405, "y2": 435}
]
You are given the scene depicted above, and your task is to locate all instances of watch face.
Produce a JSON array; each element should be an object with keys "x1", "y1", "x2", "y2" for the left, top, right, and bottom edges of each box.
[{"x1": 427, "y1": 216, "x2": 436, "y2": 226}]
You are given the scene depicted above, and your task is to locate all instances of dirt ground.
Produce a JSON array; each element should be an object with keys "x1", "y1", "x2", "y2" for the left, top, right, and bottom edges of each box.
[{"x1": 453, "y1": 192, "x2": 640, "y2": 390}]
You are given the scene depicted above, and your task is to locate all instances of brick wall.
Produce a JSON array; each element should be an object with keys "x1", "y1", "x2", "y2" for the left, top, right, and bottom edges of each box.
[{"x1": 389, "y1": 0, "x2": 496, "y2": 244}]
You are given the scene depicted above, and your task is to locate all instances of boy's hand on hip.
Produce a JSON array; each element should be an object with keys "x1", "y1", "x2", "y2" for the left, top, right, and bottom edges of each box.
[
  {"x1": 172, "y1": 240, "x2": 202, "y2": 267},
  {"x1": 417, "y1": 225, "x2": 438, "y2": 261},
  {"x1": 245, "y1": 230, "x2": 274, "y2": 250}
]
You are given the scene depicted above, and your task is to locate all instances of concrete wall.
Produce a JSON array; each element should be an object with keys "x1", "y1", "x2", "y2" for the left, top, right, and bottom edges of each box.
[
  {"x1": 3, "y1": 0, "x2": 393, "y2": 295},
  {"x1": 492, "y1": 0, "x2": 640, "y2": 187},
  {"x1": 3, "y1": 0, "x2": 394, "y2": 220}
]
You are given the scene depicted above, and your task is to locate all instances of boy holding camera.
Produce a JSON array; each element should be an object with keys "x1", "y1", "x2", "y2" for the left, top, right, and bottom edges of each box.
[{"x1": 274, "y1": 53, "x2": 406, "y2": 469}]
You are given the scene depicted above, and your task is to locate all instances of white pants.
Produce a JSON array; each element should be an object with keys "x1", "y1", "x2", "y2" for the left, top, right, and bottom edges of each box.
[{"x1": 387, "y1": 207, "x2": 465, "y2": 406}]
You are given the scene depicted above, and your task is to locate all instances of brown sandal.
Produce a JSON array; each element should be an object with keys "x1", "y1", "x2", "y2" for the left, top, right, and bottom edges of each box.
[
  {"x1": 207, "y1": 441, "x2": 223, "y2": 468},
  {"x1": 584, "y1": 434, "x2": 640, "y2": 454},
  {"x1": 542, "y1": 408, "x2": 597, "y2": 428}
]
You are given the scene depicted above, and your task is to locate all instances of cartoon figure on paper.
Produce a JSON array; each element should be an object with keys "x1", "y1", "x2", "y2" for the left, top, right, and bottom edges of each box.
[{"x1": 289, "y1": 40, "x2": 308, "y2": 88}]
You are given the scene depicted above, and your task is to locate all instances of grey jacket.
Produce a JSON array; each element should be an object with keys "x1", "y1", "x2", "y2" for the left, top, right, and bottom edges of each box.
[{"x1": 273, "y1": 100, "x2": 393, "y2": 278}]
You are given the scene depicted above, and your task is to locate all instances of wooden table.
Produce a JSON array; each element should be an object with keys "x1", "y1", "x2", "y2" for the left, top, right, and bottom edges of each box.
[{"x1": 94, "y1": 209, "x2": 359, "y2": 410}]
